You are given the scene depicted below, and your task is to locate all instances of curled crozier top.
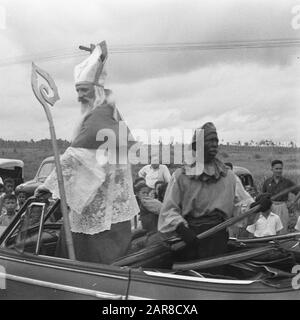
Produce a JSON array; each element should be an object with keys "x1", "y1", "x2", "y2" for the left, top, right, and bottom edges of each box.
[{"x1": 31, "y1": 63, "x2": 60, "y2": 108}]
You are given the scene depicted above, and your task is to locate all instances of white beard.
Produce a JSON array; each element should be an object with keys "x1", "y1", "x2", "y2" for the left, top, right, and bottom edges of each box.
[
  {"x1": 80, "y1": 102, "x2": 93, "y2": 116},
  {"x1": 71, "y1": 86, "x2": 106, "y2": 142}
]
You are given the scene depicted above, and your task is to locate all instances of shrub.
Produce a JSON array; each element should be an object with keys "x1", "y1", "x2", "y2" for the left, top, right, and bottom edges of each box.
[{"x1": 254, "y1": 153, "x2": 261, "y2": 159}]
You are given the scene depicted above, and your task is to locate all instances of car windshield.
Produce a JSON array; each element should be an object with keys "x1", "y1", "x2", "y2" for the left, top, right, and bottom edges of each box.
[
  {"x1": 37, "y1": 162, "x2": 55, "y2": 181},
  {"x1": 4, "y1": 200, "x2": 61, "y2": 254}
]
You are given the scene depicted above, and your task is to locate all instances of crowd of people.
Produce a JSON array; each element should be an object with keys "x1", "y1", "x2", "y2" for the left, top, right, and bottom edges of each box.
[
  {"x1": 132, "y1": 153, "x2": 300, "y2": 251},
  {"x1": 3, "y1": 151, "x2": 300, "y2": 241},
  {"x1": 0, "y1": 178, "x2": 29, "y2": 228},
  {"x1": 2, "y1": 146, "x2": 299, "y2": 247}
]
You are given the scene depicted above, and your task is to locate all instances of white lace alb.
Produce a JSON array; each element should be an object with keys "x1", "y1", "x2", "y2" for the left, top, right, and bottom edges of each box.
[{"x1": 43, "y1": 147, "x2": 139, "y2": 234}]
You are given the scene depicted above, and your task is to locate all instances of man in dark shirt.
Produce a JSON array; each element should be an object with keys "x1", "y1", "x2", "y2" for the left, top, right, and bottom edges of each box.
[{"x1": 262, "y1": 160, "x2": 296, "y2": 233}]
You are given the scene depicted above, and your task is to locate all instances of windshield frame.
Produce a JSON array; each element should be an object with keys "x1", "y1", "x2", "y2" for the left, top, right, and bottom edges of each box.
[{"x1": 35, "y1": 160, "x2": 55, "y2": 182}]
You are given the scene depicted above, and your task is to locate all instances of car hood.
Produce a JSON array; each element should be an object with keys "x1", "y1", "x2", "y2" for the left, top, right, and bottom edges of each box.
[{"x1": 15, "y1": 179, "x2": 43, "y2": 195}]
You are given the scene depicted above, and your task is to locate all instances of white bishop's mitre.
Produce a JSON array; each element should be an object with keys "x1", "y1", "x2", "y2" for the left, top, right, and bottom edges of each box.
[{"x1": 74, "y1": 43, "x2": 107, "y2": 86}]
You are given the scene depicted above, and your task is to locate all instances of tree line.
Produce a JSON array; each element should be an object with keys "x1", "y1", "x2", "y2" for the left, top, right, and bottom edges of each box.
[{"x1": 0, "y1": 139, "x2": 70, "y2": 149}]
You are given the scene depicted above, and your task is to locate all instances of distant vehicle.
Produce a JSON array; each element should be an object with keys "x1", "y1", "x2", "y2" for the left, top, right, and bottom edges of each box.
[
  {"x1": 0, "y1": 158, "x2": 24, "y2": 187},
  {"x1": 15, "y1": 156, "x2": 55, "y2": 196},
  {"x1": 233, "y1": 166, "x2": 257, "y2": 198}
]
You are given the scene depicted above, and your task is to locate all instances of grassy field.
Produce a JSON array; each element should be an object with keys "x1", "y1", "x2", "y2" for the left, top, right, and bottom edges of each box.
[
  {"x1": 2, "y1": 142, "x2": 299, "y2": 231},
  {"x1": 132, "y1": 145, "x2": 300, "y2": 192},
  {"x1": 1, "y1": 144, "x2": 300, "y2": 193},
  {"x1": 217, "y1": 145, "x2": 300, "y2": 191}
]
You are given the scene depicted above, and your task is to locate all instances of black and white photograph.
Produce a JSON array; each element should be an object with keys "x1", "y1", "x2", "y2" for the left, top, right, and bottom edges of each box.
[{"x1": 0, "y1": 0, "x2": 299, "y2": 302}]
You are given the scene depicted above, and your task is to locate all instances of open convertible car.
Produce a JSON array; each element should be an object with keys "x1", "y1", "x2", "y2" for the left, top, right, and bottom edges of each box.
[{"x1": 0, "y1": 198, "x2": 299, "y2": 300}]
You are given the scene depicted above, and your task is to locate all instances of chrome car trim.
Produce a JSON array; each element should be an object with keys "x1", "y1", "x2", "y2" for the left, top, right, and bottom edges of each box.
[
  {"x1": 0, "y1": 272, "x2": 124, "y2": 300},
  {"x1": 32, "y1": 203, "x2": 47, "y2": 255},
  {"x1": 0, "y1": 254, "x2": 256, "y2": 285},
  {"x1": 128, "y1": 295, "x2": 153, "y2": 300},
  {"x1": 143, "y1": 271, "x2": 256, "y2": 285},
  {"x1": 0, "y1": 254, "x2": 128, "y2": 280}
]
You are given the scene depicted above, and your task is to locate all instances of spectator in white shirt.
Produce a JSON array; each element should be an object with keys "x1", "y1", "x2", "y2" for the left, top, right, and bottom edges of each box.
[
  {"x1": 138, "y1": 156, "x2": 171, "y2": 189},
  {"x1": 246, "y1": 196, "x2": 283, "y2": 237}
]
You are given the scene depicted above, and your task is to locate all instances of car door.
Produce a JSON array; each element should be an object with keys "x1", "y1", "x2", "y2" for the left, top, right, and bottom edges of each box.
[{"x1": 0, "y1": 200, "x2": 131, "y2": 300}]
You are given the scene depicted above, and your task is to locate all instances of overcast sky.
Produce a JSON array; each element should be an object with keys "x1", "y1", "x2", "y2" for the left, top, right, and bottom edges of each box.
[{"x1": 0, "y1": 0, "x2": 300, "y2": 144}]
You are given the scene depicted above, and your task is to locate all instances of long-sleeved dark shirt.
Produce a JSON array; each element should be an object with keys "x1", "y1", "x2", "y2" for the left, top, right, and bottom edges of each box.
[{"x1": 262, "y1": 176, "x2": 296, "y2": 202}]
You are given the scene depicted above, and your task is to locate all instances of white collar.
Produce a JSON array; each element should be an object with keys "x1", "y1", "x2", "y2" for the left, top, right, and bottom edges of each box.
[{"x1": 259, "y1": 212, "x2": 275, "y2": 220}]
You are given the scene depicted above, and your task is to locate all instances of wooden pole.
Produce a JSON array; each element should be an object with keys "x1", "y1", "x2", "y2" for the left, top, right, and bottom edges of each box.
[
  {"x1": 31, "y1": 63, "x2": 76, "y2": 260},
  {"x1": 171, "y1": 184, "x2": 300, "y2": 252},
  {"x1": 172, "y1": 245, "x2": 276, "y2": 271}
]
